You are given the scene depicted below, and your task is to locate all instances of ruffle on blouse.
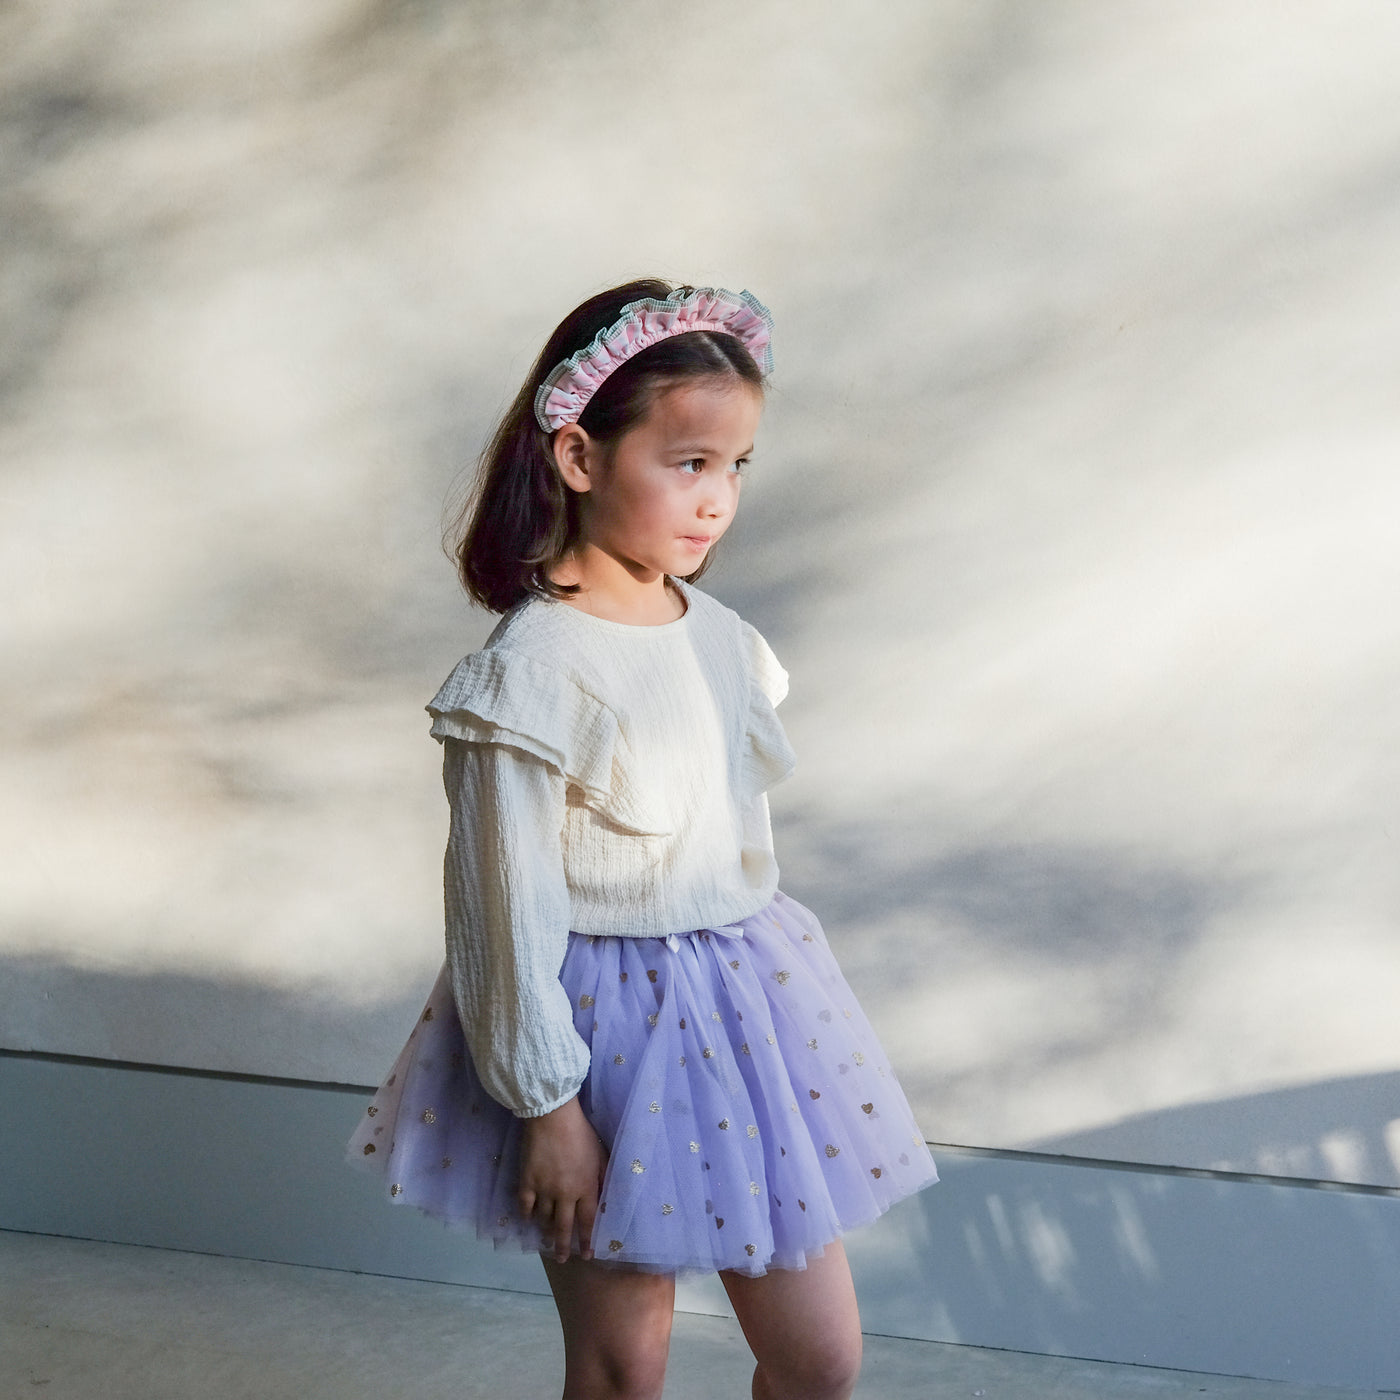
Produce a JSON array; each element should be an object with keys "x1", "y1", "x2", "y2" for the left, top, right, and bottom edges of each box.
[
  {"x1": 741, "y1": 623, "x2": 796, "y2": 803},
  {"x1": 427, "y1": 648, "x2": 668, "y2": 837}
]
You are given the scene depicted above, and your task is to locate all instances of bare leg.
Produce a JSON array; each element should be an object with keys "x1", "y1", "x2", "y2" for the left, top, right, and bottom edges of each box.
[
  {"x1": 541, "y1": 1254, "x2": 677, "y2": 1400},
  {"x1": 721, "y1": 1239, "x2": 862, "y2": 1400}
]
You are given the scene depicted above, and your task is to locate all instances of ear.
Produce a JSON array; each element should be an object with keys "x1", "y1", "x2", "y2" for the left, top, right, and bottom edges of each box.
[{"x1": 552, "y1": 424, "x2": 595, "y2": 493}]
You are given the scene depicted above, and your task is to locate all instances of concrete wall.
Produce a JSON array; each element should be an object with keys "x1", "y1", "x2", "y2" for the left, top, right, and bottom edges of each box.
[
  {"x1": 3, "y1": 5, "x2": 1399, "y2": 1375},
  {"x1": 4, "y1": 1053, "x2": 1398, "y2": 1390}
]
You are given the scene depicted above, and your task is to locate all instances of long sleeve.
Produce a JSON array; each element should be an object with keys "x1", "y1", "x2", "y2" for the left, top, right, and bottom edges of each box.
[
  {"x1": 427, "y1": 586, "x2": 794, "y2": 940},
  {"x1": 441, "y1": 737, "x2": 591, "y2": 1118}
]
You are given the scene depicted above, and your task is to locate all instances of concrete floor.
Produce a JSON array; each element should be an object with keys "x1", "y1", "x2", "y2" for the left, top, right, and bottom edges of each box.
[{"x1": 1, "y1": 1230, "x2": 1387, "y2": 1400}]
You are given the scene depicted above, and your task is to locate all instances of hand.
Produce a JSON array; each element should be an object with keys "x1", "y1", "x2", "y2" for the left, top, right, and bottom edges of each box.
[{"x1": 516, "y1": 1096, "x2": 608, "y2": 1263}]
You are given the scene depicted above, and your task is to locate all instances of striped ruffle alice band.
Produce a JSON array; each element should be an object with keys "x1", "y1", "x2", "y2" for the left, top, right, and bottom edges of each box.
[{"x1": 533, "y1": 287, "x2": 774, "y2": 432}]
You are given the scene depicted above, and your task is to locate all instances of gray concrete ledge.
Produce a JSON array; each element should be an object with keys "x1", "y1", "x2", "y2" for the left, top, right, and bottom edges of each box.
[
  {"x1": 2, "y1": 1231, "x2": 1390, "y2": 1400},
  {"x1": 4, "y1": 1052, "x2": 1399, "y2": 1389}
]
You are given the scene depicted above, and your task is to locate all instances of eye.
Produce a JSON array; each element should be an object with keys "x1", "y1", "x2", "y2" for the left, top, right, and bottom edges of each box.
[
  {"x1": 678, "y1": 458, "x2": 705, "y2": 475},
  {"x1": 730, "y1": 457, "x2": 750, "y2": 476}
]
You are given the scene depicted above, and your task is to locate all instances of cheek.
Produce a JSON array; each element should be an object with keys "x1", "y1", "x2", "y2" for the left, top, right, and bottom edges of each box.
[
  {"x1": 632, "y1": 479, "x2": 687, "y2": 522},
  {"x1": 598, "y1": 477, "x2": 677, "y2": 531}
]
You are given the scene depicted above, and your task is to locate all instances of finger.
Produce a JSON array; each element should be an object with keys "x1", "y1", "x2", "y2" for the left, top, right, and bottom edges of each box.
[
  {"x1": 517, "y1": 1188, "x2": 537, "y2": 1220},
  {"x1": 534, "y1": 1196, "x2": 559, "y2": 1253},
  {"x1": 576, "y1": 1196, "x2": 597, "y2": 1261},
  {"x1": 552, "y1": 1202, "x2": 576, "y2": 1264}
]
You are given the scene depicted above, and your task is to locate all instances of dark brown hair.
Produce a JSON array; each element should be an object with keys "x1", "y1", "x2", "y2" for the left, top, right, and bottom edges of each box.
[{"x1": 450, "y1": 278, "x2": 766, "y2": 613}]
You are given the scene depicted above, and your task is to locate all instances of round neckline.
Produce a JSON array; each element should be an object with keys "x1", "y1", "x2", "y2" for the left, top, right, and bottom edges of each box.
[{"x1": 547, "y1": 578, "x2": 692, "y2": 635}]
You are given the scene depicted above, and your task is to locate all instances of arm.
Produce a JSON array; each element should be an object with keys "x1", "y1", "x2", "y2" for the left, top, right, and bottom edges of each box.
[{"x1": 441, "y1": 738, "x2": 605, "y2": 1259}]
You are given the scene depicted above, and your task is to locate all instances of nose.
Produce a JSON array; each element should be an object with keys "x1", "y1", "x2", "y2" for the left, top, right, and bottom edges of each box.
[{"x1": 699, "y1": 474, "x2": 737, "y2": 520}]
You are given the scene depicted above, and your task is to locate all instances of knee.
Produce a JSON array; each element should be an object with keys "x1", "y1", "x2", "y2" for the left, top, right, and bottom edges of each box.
[
  {"x1": 756, "y1": 1332, "x2": 862, "y2": 1400},
  {"x1": 601, "y1": 1348, "x2": 668, "y2": 1400},
  {"x1": 566, "y1": 1335, "x2": 669, "y2": 1400},
  {"x1": 806, "y1": 1332, "x2": 863, "y2": 1399}
]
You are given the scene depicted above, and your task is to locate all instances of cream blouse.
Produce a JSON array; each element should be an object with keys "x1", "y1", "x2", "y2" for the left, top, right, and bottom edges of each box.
[{"x1": 428, "y1": 581, "x2": 796, "y2": 1118}]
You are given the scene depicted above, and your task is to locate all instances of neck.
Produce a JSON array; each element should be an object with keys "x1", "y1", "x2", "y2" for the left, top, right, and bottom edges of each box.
[{"x1": 550, "y1": 546, "x2": 686, "y2": 625}]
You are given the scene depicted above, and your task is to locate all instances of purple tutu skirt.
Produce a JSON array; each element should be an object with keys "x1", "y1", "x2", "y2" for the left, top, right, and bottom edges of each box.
[{"x1": 346, "y1": 891, "x2": 937, "y2": 1277}]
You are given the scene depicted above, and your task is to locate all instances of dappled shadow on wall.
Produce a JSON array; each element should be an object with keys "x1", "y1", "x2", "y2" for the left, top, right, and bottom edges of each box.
[
  {"x1": 848, "y1": 1075, "x2": 1400, "y2": 1388},
  {"x1": 1031, "y1": 1070, "x2": 1400, "y2": 1191},
  {"x1": 0, "y1": 952, "x2": 426, "y2": 1087}
]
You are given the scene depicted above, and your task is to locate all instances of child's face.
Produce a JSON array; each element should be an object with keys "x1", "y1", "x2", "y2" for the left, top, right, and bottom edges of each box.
[{"x1": 575, "y1": 378, "x2": 762, "y2": 582}]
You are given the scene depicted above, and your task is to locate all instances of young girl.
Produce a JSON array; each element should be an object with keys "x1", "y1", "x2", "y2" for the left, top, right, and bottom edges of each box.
[{"x1": 348, "y1": 280, "x2": 937, "y2": 1400}]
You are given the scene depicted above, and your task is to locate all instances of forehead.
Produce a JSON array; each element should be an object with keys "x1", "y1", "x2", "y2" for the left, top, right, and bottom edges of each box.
[{"x1": 642, "y1": 378, "x2": 763, "y2": 442}]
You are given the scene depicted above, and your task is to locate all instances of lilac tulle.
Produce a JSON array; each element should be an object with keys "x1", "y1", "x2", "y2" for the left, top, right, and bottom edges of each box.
[{"x1": 347, "y1": 891, "x2": 937, "y2": 1277}]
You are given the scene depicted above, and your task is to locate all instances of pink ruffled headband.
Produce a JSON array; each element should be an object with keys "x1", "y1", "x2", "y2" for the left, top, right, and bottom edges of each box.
[{"x1": 533, "y1": 287, "x2": 774, "y2": 432}]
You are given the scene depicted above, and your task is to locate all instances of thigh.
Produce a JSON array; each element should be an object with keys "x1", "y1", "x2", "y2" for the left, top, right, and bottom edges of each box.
[
  {"x1": 542, "y1": 1255, "x2": 676, "y2": 1400},
  {"x1": 721, "y1": 1240, "x2": 862, "y2": 1400}
]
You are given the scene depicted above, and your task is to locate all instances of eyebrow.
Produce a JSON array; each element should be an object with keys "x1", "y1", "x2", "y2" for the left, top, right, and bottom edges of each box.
[{"x1": 669, "y1": 443, "x2": 755, "y2": 456}]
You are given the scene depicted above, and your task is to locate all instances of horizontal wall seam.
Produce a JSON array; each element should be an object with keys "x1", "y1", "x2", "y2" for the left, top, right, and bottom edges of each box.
[
  {"x1": 6, "y1": 1048, "x2": 1396, "y2": 1200},
  {"x1": 928, "y1": 1140, "x2": 1400, "y2": 1198},
  {"x1": 0, "y1": 1046, "x2": 372, "y2": 1096}
]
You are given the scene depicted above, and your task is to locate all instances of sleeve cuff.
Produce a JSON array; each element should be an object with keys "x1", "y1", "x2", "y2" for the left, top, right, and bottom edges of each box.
[{"x1": 505, "y1": 1073, "x2": 588, "y2": 1120}]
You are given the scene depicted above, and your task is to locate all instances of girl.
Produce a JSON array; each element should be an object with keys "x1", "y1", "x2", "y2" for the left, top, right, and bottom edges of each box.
[{"x1": 348, "y1": 280, "x2": 937, "y2": 1400}]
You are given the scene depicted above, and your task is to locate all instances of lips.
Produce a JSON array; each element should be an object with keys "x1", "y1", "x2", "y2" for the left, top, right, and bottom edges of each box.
[{"x1": 680, "y1": 536, "x2": 713, "y2": 549}]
